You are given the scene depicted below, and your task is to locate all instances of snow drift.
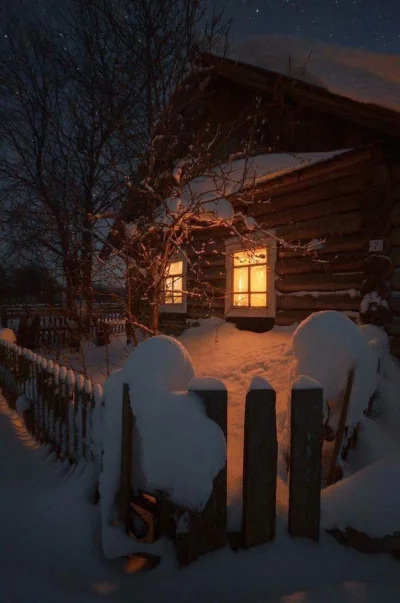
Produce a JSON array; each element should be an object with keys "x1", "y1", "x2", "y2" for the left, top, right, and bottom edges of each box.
[
  {"x1": 291, "y1": 311, "x2": 377, "y2": 426},
  {"x1": 99, "y1": 335, "x2": 226, "y2": 558}
]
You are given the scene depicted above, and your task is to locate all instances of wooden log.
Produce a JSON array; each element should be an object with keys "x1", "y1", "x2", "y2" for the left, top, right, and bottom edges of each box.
[
  {"x1": 280, "y1": 234, "x2": 389, "y2": 259},
  {"x1": 277, "y1": 211, "x2": 361, "y2": 242},
  {"x1": 390, "y1": 202, "x2": 400, "y2": 227},
  {"x1": 390, "y1": 247, "x2": 400, "y2": 269},
  {"x1": 276, "y1": 272, "x2": 362, "y2": 293},
  {"x1": 385, "y1": 318, "x2": 400, "y2": 337},
  {"x1": 389, "y1": 227, "x2": 400, "y2": 246},
  {"x1": 390, "y1": 271, "x2": 400, "y2": 292},
  {"x1": 288, "y1": 383, "x2": 323, "y2": 542},
  {"x1": 275, "y1": 310, "x2": 312, "y2": 326},
  {"x1": 248, "y1": 168, "x2": 368, "y2": 210},
  {"x1": 251, "y1": 193, "x2": 362, "y2": 224},
  {"x1": 389, "y1": 164, "x2": 400, "y2": 183},
  {"x1": 276, "y1": 253, "x2": 364, "y2": 276},
  {"x1": 176, "y1": 381, "x2": 227, "y2": 565},
  {"x1": 277, "y1": 293, "x2": 361, "y2": 312},
  {"x1": 362, "y1": 254, "x2": 392, "y2": 277},
  {"x1": 119, "y1": 383, "x2": 134, "y2": 533},
  {"x1": 242, "y1": 386, "x2": 277, "y2": 547}
]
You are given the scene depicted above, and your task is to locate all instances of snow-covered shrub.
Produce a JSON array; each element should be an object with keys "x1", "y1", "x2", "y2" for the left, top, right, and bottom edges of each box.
[
  {"x1": 0, "y1": 328, "x2": 16, "y2": 344},
  {"x1": 290, "y1": 311, "x2": 377, "y2": 427},
  {"x1": 99, "y1": 335, "x2": 226, "y2": 558}
]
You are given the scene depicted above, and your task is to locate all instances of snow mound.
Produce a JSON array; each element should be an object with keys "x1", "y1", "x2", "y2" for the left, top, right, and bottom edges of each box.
[
  {"x1": 0, "y1": 328, "x2": 16, "y2": 344},
  {"x1": 322, "y1": 454, "x2": 400, "y2": 538},
  {"x1": 99, "y1": 335, "x2": 226, "y2": 558},
  {"x1": 291, "y1": 311, "x2": 377, "y2": 425},
  {"x1": 227, "y1": 35, "x2": 400, "y2": 113}
]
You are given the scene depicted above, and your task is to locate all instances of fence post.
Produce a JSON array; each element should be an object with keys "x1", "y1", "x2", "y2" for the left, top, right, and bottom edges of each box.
[
  {"x1": 288, "y1": 377, "x2": 323, "y2": 542},
  {"x1": 242, "y1": 377, "x2": 277, "y2": 548},
  {"x1": 177, "y1": 378, "x2": 227, "y2": 565},
  {"x1": 119, "y1": 383, "x2": 134, "y2": 533}
]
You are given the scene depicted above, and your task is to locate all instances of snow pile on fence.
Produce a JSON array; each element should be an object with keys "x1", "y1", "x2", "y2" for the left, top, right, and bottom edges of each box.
[
  {"x1": 290, "y1": 311, "x2": 377, "y2": 426},
  {"x1": 99, "y1": 335, "x2": 227, "y2": 558},
  {"x1": 322, "y1": 454, "x2": 400, "y2": 538}
]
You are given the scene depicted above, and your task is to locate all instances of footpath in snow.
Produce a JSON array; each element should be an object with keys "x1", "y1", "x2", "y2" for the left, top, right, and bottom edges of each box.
[{"x1": 2, "y1": 315, "x2": 400, "y2": 602}]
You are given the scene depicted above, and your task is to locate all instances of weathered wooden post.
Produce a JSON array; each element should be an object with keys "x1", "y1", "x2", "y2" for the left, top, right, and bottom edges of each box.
[
  {"x1": 119, "y1": 383, "x2": 134, "y2": 533},
  {"x1": 242, "y1": 376, "x2": 277, "y2": 548},
  {"x1": 288, "y1": 377, "x2": 323, "y2": 542},
  {"x1": 176, "y1": 378, "x2": 227, "y2": 565}
]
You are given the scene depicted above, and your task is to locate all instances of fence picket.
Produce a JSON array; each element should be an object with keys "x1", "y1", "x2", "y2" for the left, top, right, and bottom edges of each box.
[
  {"x1": 242, "y1": 385, "x2": 277, "y2": 547},
  {"x1": 288, "y1": 383, "x2": 323, "y2": 542}
]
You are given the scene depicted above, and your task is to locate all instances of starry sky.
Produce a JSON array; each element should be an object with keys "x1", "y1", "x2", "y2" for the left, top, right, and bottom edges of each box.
[{"x1": 225, "y1": 0, "x2": 400, "y2": 53}]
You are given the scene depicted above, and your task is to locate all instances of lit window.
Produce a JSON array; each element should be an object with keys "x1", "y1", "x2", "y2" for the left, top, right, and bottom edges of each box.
[
  {"x1": 232, "y1": 248, "x2": 267, "y2": 308},
  {"x1": 163, "y1": 260, "x2": 184, "y2": 305}
]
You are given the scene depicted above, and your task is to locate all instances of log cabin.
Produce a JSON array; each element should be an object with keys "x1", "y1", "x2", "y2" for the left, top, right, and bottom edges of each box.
[{"x1": 107, "y1": 39, "x2": 400, "y2": 356}]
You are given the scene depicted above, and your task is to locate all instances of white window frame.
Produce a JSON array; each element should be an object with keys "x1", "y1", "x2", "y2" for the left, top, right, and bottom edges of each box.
[
  {"x1": 160, "y1": 255, "x2": 188, "y2": 314},
  {"x1": 225, "y1": 231, "x2": 276, "y2": 318}
]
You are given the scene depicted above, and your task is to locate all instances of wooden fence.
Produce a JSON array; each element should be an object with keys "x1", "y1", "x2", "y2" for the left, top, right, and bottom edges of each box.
[
  {"x1": 0, "y1": 340, "x2": 101, "y2": 466},
  {"x1": 118, "y1": 379, "x2": 338, "y2": 568},
  {"x1": 1, "y1": 306, "x2": 126, "y2": 348},
  {"x1": 0, "y1": 339, "x2": 359, "y2": 568}
]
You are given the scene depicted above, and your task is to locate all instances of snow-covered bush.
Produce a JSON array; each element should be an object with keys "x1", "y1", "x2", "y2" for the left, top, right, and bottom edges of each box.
[
  {"x1": 290, "y1": 311, "x2": 377, "y2": 427},
  {"x1": 99, "y1": 335, "x2": 226, "y2": 558},
  {"x1": 0, "y1": 328, "x2": 16, "y2": 344}
]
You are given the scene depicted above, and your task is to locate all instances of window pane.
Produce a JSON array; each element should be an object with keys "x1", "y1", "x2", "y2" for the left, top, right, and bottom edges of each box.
[
  {"x1": 173, "y1": 294, "x2": 183, "y2": 304},
  {"x1": 250, "y1": 293, "x2": 267, "y2": 307},
  {"x1": 164, "y1": 291, "x2": 173, "y2": 304},
  {"x1": 233, "y1": 267, "x2": 248, "y2": 293},
  {"x1": 233, "y1": 248, "x2": 267, "y2": 266},
  {"x1": 250, "y1": 264, "x2": 267, "y2": 292},
  {"x1": 233, "y1": 293, "x2": 249, "y2": 307},
  {"x1": 167, "y1": 260, "x2": 183, "y2": 276},
  {"x1": 165, "y1": 277, "x2": 173, "y2": 291},
  {"x1": 173, "y1": 276, "x2": 183, "y2": 293}
]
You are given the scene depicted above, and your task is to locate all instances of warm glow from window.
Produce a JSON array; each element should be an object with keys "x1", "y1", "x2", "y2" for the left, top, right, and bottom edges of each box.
[
  {"x1": 232, "y1": 248, "x2": 267, "y2": 307},
  {"x1": 164, "y1": 260, "x2": 183, "y2": 305}
]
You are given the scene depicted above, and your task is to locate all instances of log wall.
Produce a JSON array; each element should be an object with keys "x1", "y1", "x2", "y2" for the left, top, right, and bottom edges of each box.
[{"x1": 177, "y1": 146, "x2": 400, "y2": 352}]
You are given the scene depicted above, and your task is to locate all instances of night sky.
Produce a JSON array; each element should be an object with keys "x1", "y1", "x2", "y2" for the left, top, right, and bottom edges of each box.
[{"x1": 226, "y1": 0, "x2": 400, "y2": 53}]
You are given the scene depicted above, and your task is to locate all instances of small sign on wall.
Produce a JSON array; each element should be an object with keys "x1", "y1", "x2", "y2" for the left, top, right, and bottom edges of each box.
[{"x1": 368, "y1": 239, "x2": 384, "y2": 253}]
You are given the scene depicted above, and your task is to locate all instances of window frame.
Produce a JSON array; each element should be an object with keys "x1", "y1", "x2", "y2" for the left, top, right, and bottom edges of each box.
[
  {"x1": 160, "y1": 255, "x2": 188, "y2": 314},
  {"x1": 225, "y1": 232, "x2": 276, "y2": 318}
]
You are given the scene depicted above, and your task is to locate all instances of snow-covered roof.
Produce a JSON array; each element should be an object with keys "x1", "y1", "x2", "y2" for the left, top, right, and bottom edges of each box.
[
  {"x1": 221, "y1": 35, "x2": 400, "y2": 114},
  {"x1": 177, "y1": 149, "x2": 351, "y2": 203}
]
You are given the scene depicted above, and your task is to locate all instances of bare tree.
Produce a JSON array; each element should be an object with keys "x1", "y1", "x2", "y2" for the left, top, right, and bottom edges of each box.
[{"x1": 0, "y1": 0, "x2": 229, "y2": 333}]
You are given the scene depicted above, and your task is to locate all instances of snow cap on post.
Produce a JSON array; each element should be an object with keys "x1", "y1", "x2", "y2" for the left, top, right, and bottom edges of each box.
[
  {"x1": 84, "y1": 379, "x2": 93, "y2": 394},
  {"x1": 75, "y1": 374, "x2": 85, "y2": 392},
  {"x1": 93, "y1": 383, "x2": 102, "y2": 403},
  {"x1": 292, "y1": 375, "x2": 322, "y2": 390},
  {"x1": 248, "y1": 375, "x2": 273, "y2": 392},
  {"x1": 59, "y1": 366, "x2": 67, "y2": 381}
]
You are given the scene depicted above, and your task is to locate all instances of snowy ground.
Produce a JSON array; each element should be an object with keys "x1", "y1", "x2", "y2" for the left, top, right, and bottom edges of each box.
[
  {"x1": 2, "y1": 317, "x2": 400, "y2": 602},
  {"x1": 2, "y1": 395, "x2": 400, "y2": 603}
]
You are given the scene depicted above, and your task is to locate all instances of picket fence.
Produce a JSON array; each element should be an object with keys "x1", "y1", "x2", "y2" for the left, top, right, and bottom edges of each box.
[
  {"x1": 0, "y1": 339, "x2": 355, "y2": 568},
  {"x1": 2, "y1": 307, "x2": 125, "y2": 348},
  {"x1": 0, "y1": 341, "x2": 102, "y2": 465}
]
